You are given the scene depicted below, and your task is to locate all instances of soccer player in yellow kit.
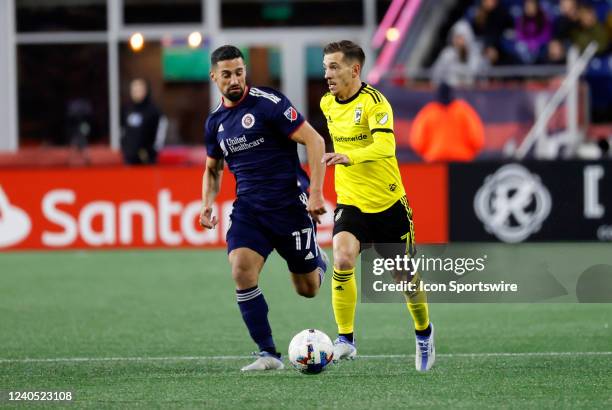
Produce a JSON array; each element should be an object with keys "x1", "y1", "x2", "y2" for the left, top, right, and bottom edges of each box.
[{"x1": 321, "y1": 40, "x2": 435, "y2": 371}]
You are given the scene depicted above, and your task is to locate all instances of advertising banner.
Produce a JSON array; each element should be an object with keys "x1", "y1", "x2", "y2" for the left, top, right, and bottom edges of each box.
[
  {"x1": 449, "y1": 161, "x2": 612, "y2": 242},
  {"x1": 0, "y1": 164, "x2": 447, "y2": 250}
]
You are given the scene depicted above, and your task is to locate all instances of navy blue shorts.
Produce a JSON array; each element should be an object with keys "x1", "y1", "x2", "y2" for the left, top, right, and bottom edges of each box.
[{"x1": 226, "y1": 198, "x2": 324, "y2": 274}]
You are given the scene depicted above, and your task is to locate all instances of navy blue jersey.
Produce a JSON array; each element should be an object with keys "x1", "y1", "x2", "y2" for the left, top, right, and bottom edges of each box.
[{"x1": 205, "y1": 86, "x2": 307, "y2": 210}]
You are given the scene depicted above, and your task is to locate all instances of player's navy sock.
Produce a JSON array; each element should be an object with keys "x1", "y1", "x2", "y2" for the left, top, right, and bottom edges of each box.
[
  {"x1": 339, "y1": 332, "x2": 354, "y2": 344},
  {"x1": 415, "y1": 324, "x2": 432, "y2": 337},
  {"x1": 236, "y1": 286, "x2": 277, "y2": 355}
]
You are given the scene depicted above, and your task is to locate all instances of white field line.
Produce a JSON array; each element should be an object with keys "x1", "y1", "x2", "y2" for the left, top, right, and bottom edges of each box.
[{"x1": 1, "y1": 351, "x2": 611, "y2": 364}]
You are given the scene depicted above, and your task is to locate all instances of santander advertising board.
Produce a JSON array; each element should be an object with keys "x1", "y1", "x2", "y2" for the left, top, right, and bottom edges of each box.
[
  {"x1": 0, "y1": 167, "x2": 336, "y2": 250},
  {"x1": 0, "y1": 164, "x2": 445, "y2": 250}
]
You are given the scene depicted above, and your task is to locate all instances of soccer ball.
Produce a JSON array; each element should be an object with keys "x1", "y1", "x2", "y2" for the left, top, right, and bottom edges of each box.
[{"x1": 288, "y1": 329, "x2": 334, "y2": 374}]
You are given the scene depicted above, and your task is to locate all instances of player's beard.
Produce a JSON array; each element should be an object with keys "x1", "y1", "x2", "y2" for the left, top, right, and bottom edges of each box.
[{"x1": 224, "y1": 85, "x2": 244, "y2": 102}]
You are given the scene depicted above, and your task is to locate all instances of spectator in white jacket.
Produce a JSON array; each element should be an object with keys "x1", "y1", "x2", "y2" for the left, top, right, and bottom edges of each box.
[{"x1": 432, "y1": 20, "x2": 485, "y2": 87}]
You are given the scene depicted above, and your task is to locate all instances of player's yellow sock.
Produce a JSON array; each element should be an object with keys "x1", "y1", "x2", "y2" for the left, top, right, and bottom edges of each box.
[
  {"x1": 332, "y1": 268, "x2": 357, "y2": 334},
  {"x1": 405, "y1": 271, "x2": 430, "y2": 331}
]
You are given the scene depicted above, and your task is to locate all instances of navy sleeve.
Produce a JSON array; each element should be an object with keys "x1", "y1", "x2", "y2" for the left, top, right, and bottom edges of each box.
[
  {"x1": 268, "y1": 90, "x2": 305, "y2": 138},
  {"x1": 204, "y1": 116, "x2": 223, "y2": 159}
]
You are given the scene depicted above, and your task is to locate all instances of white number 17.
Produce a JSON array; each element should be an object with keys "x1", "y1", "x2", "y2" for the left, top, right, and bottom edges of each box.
[{"x1": 292, "y1": 228, "x2": 313, "y2": 250}]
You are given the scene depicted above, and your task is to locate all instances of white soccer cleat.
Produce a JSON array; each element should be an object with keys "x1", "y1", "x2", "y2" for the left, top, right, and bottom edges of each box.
[
  {"x1": 318, "y1": 244, "x2": 330, "y2": 268},
  {"x1": 415, "y1": 323, "x2": 435, "y2": 372},
  {"x1": 240, "y1": 351, "x2": 284, "y2": 372},
  {"x1": 317, "y1": 245, "x2": 329, "y2": 286},
  {"x1": 332, "y1": 336, "x2": 357, "y2": 362}
]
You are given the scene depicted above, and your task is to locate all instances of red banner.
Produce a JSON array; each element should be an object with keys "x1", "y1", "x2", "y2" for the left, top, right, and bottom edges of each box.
[{"x1": 0, "y1": 165, "x2": 446, "y2": 250}]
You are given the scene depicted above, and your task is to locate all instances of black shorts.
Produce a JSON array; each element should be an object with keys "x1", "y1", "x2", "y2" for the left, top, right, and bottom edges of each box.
[{"x1": 333, "y1": 196, "x2": 416, "y2": 257}]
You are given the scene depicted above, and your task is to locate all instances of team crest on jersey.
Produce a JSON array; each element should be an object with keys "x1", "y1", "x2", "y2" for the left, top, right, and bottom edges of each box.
[
  {"x1": 376, "y1": 113, "x2": 389, "y2": 125},
  {"x1": 284, "y1": 107, "x2": 298, "y2": 122},
  {"x1": 354, "y1": 107, "x2": 363, "y2": 124},
  {"x1": 241, "y1": 113, "x2": 255, "y2": 129}
]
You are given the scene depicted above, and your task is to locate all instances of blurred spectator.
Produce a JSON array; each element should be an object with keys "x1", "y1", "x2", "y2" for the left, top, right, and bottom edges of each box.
[
  {"x1": 553, "y1": 0, "x2": 580, "y2": 41},
  {"x1": 409, "y1": 83, "x2": 485, "y2": 162},
  {"x1": 514, "y1": 0, "x2": 552, "y2": 63},
  {"x1": 571, "y1": 3, "x2": 609, "y2": 55},
  {"x1": 597, "y1": 137, "x2": 610, "y2": 158},
  {"x1": 538, "y1": 38, "x2": 567, "y2": 64},
  {"x1": 121, "y1": 78, "x2": 164, "y2": 165},
  {"x1": 432, "y1": 20, "x2": 484, "y2": 86},
  {"x1": 471, "y1": 0, "x2": 514, "y2": 64},
  {"x1": 65, "y1": 98, "x2": 93, "y2": 165},
  {"x1": 607, "y1": 11, "x2": 612, "y2": 46}
]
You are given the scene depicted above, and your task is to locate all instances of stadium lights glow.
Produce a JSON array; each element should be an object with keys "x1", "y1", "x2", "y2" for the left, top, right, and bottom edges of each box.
[
  {"x1": 386, "y1": 27, "x2": 400, "y2": 42},
  {"x1": 129, "y1": 33, "x2": 144, "y2": 52},
  {"x1": 188, "y1": 32, "x2": 202, "y2": 48}
]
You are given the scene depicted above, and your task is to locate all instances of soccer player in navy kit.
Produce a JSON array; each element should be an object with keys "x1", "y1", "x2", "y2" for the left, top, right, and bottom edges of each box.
[{"x1": 199, "y1": 45, "x2": 328, "y2": 371}]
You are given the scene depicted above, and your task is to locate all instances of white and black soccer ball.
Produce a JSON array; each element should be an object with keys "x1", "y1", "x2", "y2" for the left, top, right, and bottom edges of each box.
[{"x1": 288, "y1": 329, "x2": 334, "y2": 374}]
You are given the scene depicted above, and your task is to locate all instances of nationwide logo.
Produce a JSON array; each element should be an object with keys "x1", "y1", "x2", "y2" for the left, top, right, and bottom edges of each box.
[
  {"x1": 474, "y1": 164, "x2": 551, "y2": 243},
  {"x1": 284, "y1": 107, "x2": 298, "y2": 122},
  {"x1": 333, "y1": 134, "x2": 368, "y2": 143},
  {"x1": 0, "y1": 186, "x2": 32, "y2": 248}
]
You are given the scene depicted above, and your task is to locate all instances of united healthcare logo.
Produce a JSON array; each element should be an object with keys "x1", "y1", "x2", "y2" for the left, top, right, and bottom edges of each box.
[
  {"x1": 0, "y1": 186, "x2": 32, "y2": 248},
  {"x1": 474, "y1": 164, "x2": 551, "y2": 243}
]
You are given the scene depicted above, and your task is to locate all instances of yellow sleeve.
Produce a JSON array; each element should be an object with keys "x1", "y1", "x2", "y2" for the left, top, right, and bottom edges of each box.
[{"x1": 345, "y1": 98, "x2": 396, "y2": 165}]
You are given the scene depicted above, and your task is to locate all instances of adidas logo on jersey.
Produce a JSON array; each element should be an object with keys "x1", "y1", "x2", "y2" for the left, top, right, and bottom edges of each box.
[
  {"x1": 218, "y1": 124, "x2": 224, "y2": 132},
  {"x1": 304, "y1": 251, "x2": 314, "y2": 260}
]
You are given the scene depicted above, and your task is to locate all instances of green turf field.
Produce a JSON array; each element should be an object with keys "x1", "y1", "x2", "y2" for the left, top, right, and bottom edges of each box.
[{"x1": 1, "y1": 248, "x2": 611, "y2": 408}]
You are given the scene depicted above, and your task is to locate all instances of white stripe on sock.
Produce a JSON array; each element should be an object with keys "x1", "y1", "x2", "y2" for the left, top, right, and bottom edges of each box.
[{"x1": 236, "y1": 287, "x2": 262, "y2": 302}]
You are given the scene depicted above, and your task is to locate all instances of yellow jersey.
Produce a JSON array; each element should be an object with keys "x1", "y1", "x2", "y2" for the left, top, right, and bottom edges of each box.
[{"x1": 320, "y1": 82, "x2": 405, "y2": 213}]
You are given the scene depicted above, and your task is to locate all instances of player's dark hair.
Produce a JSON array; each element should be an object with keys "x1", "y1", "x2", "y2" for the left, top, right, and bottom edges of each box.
[
  {"x1": 211, "y1": 45, "x2": 244, "y2": 66},
  {"x1": 323, "y1": 40, "x2": 365, "y2": 67}
]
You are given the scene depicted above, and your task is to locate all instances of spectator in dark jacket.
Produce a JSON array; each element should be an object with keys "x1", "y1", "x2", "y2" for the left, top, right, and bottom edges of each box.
[
  {"x1": 553, "y1": 0, "x2": 580, "y2": 41},
  {"x1": 472, "y1": 0, "x2": 516, "y2": 66},
  {"x1": 121, "y1": 78, "x2": 162, "y2": 165}
]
